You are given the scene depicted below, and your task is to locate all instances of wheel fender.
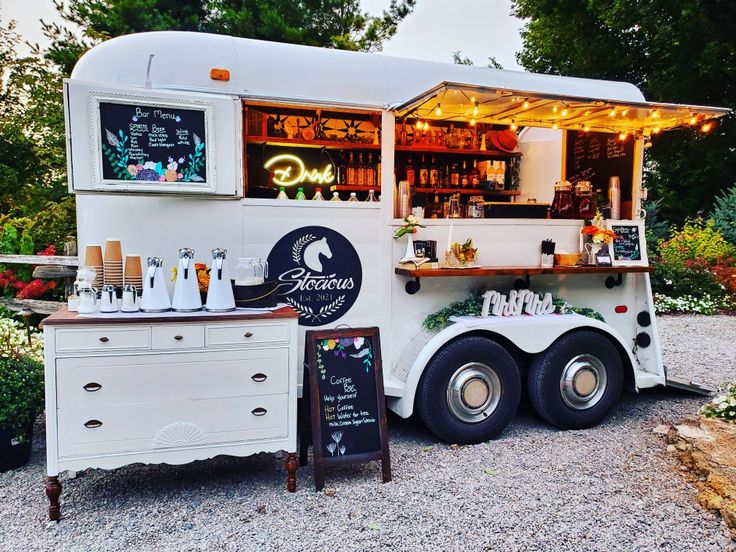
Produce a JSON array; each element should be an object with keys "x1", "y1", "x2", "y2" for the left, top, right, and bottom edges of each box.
[{"x1": 395, "y1": 314, "x2": 637, "y2": 418}]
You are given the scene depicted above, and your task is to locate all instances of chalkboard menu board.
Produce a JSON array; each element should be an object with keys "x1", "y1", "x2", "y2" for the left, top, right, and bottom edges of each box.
[
  {"x1": 98, "y1": 102, "x2": 207, "y2": 185},
  {"x1": 564, "y1": 131, "x2": 634, "y2": 201},
  {"x1": 609, "y1": 221, "x2": 647, "y2": 266},
  {"x1": 301, "y1": 327, "x2": 391, "y2": 491}
]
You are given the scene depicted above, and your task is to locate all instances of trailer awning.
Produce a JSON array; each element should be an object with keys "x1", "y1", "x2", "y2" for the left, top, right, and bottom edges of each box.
[{"x1": 392, "y1": 82, "x2": 730, "y2": 137}]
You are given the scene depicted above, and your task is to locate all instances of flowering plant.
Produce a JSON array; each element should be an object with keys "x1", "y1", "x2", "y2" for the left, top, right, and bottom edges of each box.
[
  {"x1": 170, "y1": 263, "x2": 210, "y2": 292},
  {"x1": 393, "y1": 215, "x2": 425, "y2": 239},
  {"x1": 450, "y1": 238, "x2": 478, "y2": 265},
  {"x1": 0, "y1": 268, "x2": 57, "y2": 299},
  {"x1": 699, "y1": 381, "x2": 736, "y2": 422},
  {"x1": 581, "y1": 211, "x2": 616, "y2": 244}
]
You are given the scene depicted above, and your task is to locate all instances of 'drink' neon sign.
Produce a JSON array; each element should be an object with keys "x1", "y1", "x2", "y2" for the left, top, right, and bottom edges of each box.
[{"x1": 264, "y1": 154, "x2": 335, "y2": 187}]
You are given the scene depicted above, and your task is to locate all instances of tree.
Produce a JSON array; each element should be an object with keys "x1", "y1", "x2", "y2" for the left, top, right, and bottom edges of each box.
[
  {"x1": 512, "y1": 0, "x2": 736, "y2": 223},
  {"x1": 45, "y1": 0, "x2": 416, "y2": 75},
  {"x1": 452, "y1": 50, "x2": 503, "y2": 69}
]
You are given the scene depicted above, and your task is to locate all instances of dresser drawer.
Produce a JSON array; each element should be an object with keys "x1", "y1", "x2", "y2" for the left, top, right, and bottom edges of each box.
[
  {"x1": 152, "y1": 324, "x2": 205, "y2": 350},
  {"x1": 55, "y1": 327, "x2": 150, "y2": 353},
  {"x1": 57, "y1": 393, "x2": 289, "y2": 457},
  {"x1": 56, "y1": 348, "x2": 289, "y2": 408},
  {"x1": 206, "y1": 322, "x2": 289, "y2": 347}
]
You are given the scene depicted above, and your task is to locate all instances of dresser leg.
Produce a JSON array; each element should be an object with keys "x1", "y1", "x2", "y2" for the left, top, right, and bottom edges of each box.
[
  {"x1": 46, "y1": 476, "x2": 62, "y2": 521},
  {"x1": 286, "y1": 452, "x2": 298, "y2": 492}
]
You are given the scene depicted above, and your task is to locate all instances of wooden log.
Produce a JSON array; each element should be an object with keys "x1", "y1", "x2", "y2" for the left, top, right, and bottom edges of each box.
[
  {"x1": 32, "y1": 265, "x2": 77, "y2": 279},
  {"x1": 0, "y1": 297, "x2": 65, "y2": 315},
  {"x1": 0, "y1": 254, "x2": 78, "y2": 267}
]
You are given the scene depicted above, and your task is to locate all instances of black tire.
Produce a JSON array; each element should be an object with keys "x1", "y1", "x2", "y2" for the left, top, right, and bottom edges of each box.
[
  {"x1": 416, "y1": 336, "x2": 521, "y2": 444},
  {"x1": 527, "y1": 330, "x2": 624, "y2": 429}
]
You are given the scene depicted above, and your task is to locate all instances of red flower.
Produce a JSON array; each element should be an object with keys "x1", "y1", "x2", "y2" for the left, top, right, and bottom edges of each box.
[{"x1": 37, "y1": 245, "x2": 57, "y2": 256}]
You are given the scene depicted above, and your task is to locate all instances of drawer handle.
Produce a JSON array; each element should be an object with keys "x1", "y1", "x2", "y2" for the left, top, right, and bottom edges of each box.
[
  {"x1": 83, "y1": 382, "x2": 102, "y2": 392},
  {"x1": 174, "y1": 335, "x2": 183, "y2": 341},
  {"x1": 251, "y1": 373, "x2": 267, "y2": 383},
  {"x1": 99, "y1": 336, "x2": 109, "y2": 343},
  {"x1": 244, "y1": 331, "x2": 254, "y2": 338},
  {"x1": 251, "y1": 407, "x2": 267, "y2": 417},
  {"x1": 84, "y1": 419, "x2": 103, "y2": 429}
]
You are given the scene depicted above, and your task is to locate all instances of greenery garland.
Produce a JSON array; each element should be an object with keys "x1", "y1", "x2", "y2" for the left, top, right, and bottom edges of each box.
[{"x1": 422, "y1": 293, "x2": 604, "y2": 332}]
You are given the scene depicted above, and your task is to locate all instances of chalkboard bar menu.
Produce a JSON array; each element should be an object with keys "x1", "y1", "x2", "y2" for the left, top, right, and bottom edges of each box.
[
  {"x1": 301, "y1": 327, "x2": 391, "y2": 491},
  {"x1": 98, "y1": 101, "x2": 208, "y2": 187},
  {"x1": 608, "y1": 220, "x2": 648, "y2": 266}
]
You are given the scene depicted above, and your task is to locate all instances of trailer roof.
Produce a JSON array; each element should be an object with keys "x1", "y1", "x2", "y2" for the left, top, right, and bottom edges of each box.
[{"x1": 72, "y1": 32, "x2": 728, "y2": 134}]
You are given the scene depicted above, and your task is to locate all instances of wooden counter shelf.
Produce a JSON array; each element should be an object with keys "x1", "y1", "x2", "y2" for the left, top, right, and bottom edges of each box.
[{"x1": 394, "y1": 265, "x2": 652, "y2": 294}]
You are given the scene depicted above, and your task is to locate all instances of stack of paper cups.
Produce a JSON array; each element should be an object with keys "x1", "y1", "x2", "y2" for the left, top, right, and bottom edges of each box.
[
  {"x1": 104, "y1": 239, "x2": 123, "y2": 287},
  {"x1": 124, "y1": 254, "x2": 143, "y2": 294},
  {"x1": 84, "y1": 245, "x2": 104, "y2": 289}
]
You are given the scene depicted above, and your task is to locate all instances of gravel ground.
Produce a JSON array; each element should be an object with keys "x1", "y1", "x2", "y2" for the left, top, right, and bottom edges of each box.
[{"x1": 1, "y1": 315, "x2": 735, "y2": 551}]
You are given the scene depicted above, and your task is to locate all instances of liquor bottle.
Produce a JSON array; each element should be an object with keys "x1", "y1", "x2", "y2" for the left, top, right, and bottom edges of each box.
[
  {"x1": 366, "y1": 189, "x2": 379, "y2": 202},
  {"x1": 449, "y1": 163, "x2": 460, "y2": 188},
  {"x1": 276, "y1": 187, "x2": 289, "y2": 200},
  {"x1": 346, "y1": 152, "x2": 356, "y2": 185},
  {"x1": 437, "y1": 127, "x2": 445, "y2": 149},
  {"x1": 312, "y1": 187, "x2": 325, "y2": 200},
  {"x1": 295, "y1": 187, "x2": 307, "y2": 200},
  {"x1": 337, "y1": 150, "x2": 347, "y2": 186},
  {"x1": 419, "y1": 155, "x2": 429, "y2": 187},
  {"x1": 446, "y1": 124, "x2": 455, "y2": 148},
  {"x1": 495, "y1": 161, "x2": 506, "y2": 190},
  {"x1": 460, "y1": 160, "x2": 469, "y2": 188},
  {"x1": 405, "y1": 157, "x2": 416, "y2": 186},
  {"x1": 348, "y1": 192, "x2": 359, "y2": 202},
  {"x1": 399, "y1": 121, "x2": 408, "y2": 146},
  {"x1": 330, "y1": 191, "x2": 342, "y2": 202},
  {"x1": 471, "y1": 127, "x2": 479, "y2": 151},
  {"x1": 356, "y1": 152, "x2": 366, "y2": 186},
  {"x1": 470, "y1": 160, "x2": 480, "y2": 188},
  {"x1": 429, "y1": 155, "x2": 439, "y2": 188},
  {"x1": 366, "y1": 153, "x2": 375, "y2": 187}
]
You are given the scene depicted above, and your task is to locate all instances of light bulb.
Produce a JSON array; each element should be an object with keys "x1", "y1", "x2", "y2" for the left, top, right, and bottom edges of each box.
[
  {"x1": 621, "y1": 109, "x2": 629, "y2": 116},
  {"x1": 584, "y1": 110, "x2": 592, "y2": 116},
  {"x1": 702, "y1": 121, "x2": 714, "y2": 133},
  {"x1": 552, "y1": 123, "x2": 559, "y2": 130},
  {"x1": 469, "y1": 118, "x2": 476, "y2": 126},
  {"x1": 583, "y1": 125, "x2": 590, "y2": 132},
  {"x1": 435, "y1": 104, "x2": 442, "y2": 116},
  {"x1": 553, "y1": 104, "x2": 559, "y2": 113},
  {"x1": 473, "y1": 103, "x2": 479, "y2": 116},
  {"x1": 415, "y1": 120, "x2": 422, "y2": 129},
  {"x1": 689, "y1": 116, "x2": 698, "y2": 125},
  {"x1": 618, "y1": 132, "x2": 627, "y2": 141},
  {"x1": 609, "y1": 109, "x2": 616, "y2": 117},
  {"x1": 510, "y1": 122, "x2": 518, "y2": 130},
  {"x1": 652, "y1": 127, "x2": 661, "y2": 134},
  {"x1": 651, "y1": 109, "x2": 660, "y2": 119},
  {"x1": 522, "y1": 99, "x2": 530, "y2": 109},
  {"x1": 561, "y1": 108, "x2": 569, "y2": 116},
  {"x1": 470, "y1": 96, "x2": 476, "y2": 103}
]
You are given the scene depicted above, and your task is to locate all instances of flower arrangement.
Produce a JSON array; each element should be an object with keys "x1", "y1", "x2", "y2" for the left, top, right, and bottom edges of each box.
[
  {"x1": 393, "y1": 215, "x2": 425, "y2": 239},
  {"x1": 0, "y1": 269, "x2": 57, "y2": 300},
  {"x1": 170, "y1": 263, "x2": 211, "y2": 292},
  {"x1": 450, "y1": 238, "x2": 478, "y2": 265},
  {"x1": 581, "y1": 211, "x2": 616, "y2": 244},
  {"x1": 699, "y1": 381, "x2": 736, "y2": 422}
]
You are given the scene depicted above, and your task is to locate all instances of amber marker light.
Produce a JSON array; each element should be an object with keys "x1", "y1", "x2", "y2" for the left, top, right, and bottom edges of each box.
[
  {"x1": 209, "y1": 68, "x2": 230, "y2": 81},
  {"x1": 701, "y1": 120, "x2": 715, "y2": 133}
]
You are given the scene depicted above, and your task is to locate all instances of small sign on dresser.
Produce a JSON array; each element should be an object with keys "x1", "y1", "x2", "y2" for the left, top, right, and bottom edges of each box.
[{"x1": 300, "y1": 327, "x2": 392, "y2": 491}]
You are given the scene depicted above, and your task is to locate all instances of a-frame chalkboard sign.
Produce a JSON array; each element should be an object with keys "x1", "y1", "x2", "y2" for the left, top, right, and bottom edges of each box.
[{"x1": 300, "y1": 327, "x2": 391, "y2": 491}]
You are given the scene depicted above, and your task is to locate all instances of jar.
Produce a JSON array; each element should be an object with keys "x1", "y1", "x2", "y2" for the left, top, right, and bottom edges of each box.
[
  {"x1": 574, "y1": 180, "x2": 596, "y2": 219},
  {"x1": 551, "y1": 181, "x2": 575, "y2": 219}
]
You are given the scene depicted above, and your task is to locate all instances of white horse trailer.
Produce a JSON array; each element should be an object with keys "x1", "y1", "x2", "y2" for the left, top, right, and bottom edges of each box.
[{"x1": 64, "y1": 31, "x2": 728, "y2": 443}]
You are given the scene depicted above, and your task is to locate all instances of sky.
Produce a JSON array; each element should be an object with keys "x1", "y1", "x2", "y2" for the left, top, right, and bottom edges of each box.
[{"x1": 2, "y1": 0, "x2": 525, "y2": 70}]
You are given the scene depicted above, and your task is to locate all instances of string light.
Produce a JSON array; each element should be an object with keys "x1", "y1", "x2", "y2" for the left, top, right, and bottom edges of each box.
[
  {"x1": 584, "y1": 110, "x2": 592, "y2": 116},
  {"x1": 473, "y1": 102, "x2": 479, "y2": 116},
  {"x1": 553, "y1": 104, "x2": 559, "y2": 113},
  {"x1": 415, "y1": 119, "x2": 422, "y2": 129},
  {"x1": 689, "y1": 115, "x2": 698, "y2": 125},
  {"x1": 561, "y1": 108, "x2": 569, "y2": 116},
  {"x1": 618, "y1": 132, "x2": 628, "y2": 141},
  {"x1": 702, "y1": 121, "x2": 714, "y2": 133},
  {"x1": 609, "y1": 109, "x2": 617, "y2": 117},
  {"x1": 522, "y1": 99, "x2": 530, "y2": 109},
  {"x1": 651, "y1": 109, "x2": 660, "y2": 119},
  {"x1": 510, "y1": 121, "x2": 518, "y2": 130},
  {"x1": 469, "y1": 118, "x2": 476, "y2": 126},
  {"x1": 621, "y1": 109, "x2": 629, "y2": 116},
  {"x1": 552, "y1": 123, "x2": 559, "y2": 130},
  {"x1": 652, "y1": 127, "x2": 661, "y2": 134},
  {"x1": 470, "y1": 96, "x2": 476, "y2": 103},
  {"x1": 435, "y1": 104, "x2": 442, "y2": 116},
  {"x1": 583, "y1": 125, "x2": 591, "y2": 132}
]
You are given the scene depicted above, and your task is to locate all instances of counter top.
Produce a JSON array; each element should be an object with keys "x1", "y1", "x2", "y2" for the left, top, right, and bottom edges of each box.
[
  {"x1": 42, "y1": 305, "x2": 300, "y2": 326},
  {"x1": 395, "y1": 265, "x2": 652, "y2": 278}
]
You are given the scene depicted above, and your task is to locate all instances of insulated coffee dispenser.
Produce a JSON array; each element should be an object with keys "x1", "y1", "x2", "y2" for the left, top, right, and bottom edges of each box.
[
  {"x1": 205, "y1": 248, "x2": 236, "y2": 312},
  {"x1": 172, "y1": 247, "x2": 202, "y2": 312},
  {"x1": 140, "y1": 257, "x2": 171, "y2": 312}
]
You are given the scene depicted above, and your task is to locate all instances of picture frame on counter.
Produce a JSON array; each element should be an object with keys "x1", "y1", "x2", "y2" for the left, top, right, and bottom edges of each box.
[{"x1": 606, "y1": 219, "x2": 648, "y2": 267}]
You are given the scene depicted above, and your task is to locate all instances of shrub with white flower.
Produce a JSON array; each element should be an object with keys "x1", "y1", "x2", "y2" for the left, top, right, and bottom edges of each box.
[
  {"x1": 700, "y1": 381, "x2": 736, "y2": 422},
  {"x1": 0, "y1": 316, "x2": 43, "y2": 363},
  {"x1": 653, "y1": 293, "x2": 732, "y2": 315}
]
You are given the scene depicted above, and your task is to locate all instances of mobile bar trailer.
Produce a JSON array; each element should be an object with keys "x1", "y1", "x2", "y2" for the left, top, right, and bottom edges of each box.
[{"x1": 61, "y1": 31, "x2": 728, "y2": 450}]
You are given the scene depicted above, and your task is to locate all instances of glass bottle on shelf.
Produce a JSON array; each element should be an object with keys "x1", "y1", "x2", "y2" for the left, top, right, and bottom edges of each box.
[
  {"x1": 427, "y1": 192, "x2": 442, "y2": 219},
  {"x1": 495, "y1": 161, "x2": 506, "y2": 190},
  {"x1": 367, "y1": 153, "x2": 375, "y2": 187},
  {"x1": 337, "y1": 151, "x2": 347, "y2": 185},
  {"x1": 446, "y1": 124, "x2": 455, "y2": 148},
  {"x1": 574, "y1": 180, "x2": 596, "y2": 219},
  {"x1": 295, "y1": 187, "x2": 307, "y2": 200},
  {"x1": 405, "y1": 157, "x2": 416, "y2": 186},
  {"x1": 366, "y1": 189, "x2": 379, "y2": 202},
  {"x1": 470, "y1": 160, "x2": 480, "y2": 188},
  {"x1": 471, "y1": 127, "x2": 479, "y2": 151},
  {"x1": 436, "y1": 127, "x2": 445, "y2": 149},
  {"x1": 550, "y1": 181, "x2": 575, "y2": 218},
  {"x1": 312, "y1": 187, "x2": 325, "y2": 200},
  {"x1": 276, "y1": 187, "x2": 289, "y2": 200},
  {"x1": 356, "y1": 152, "x2": 366, "y2": 186},
  {"x1": 399, "y1": 121, "x2": 408, "y2": 146},
  {"x1": 346, "y1": 152, "x2": 356, "y2": 185},
  {"x1": 348, "y1": 192, "x2": 359, "y2": 202},
  {"x1": 330, "y1": 191, "x2": 342, "y2": 202},
  {"x1": 429, "y1": 155, "x2": 439, "y2": 188},
  {"x1": 460, "y1": 160, "x2": 469, "y2": 188},
  {"x1": 419, "y1": 155, "x2": 429, "y2": 187},
  {"x1": 450, "y1": 163, "x2": 460, "y2": 188}
]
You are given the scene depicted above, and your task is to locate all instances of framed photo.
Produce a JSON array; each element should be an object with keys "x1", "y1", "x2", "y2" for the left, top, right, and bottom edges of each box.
[{"x1": 606, "y1": 219, "x2": 648, "y2": 266}]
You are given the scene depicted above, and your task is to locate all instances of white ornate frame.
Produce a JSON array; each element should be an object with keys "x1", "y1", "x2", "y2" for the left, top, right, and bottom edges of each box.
[{"x1": 606, "y1": 219, "x2": 648, "y2": 266}]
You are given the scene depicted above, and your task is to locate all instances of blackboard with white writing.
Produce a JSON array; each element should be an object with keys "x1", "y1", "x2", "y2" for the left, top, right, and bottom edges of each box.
[
  {"x1": 302, "y1": 327, "x2": 391, "y2": 491},
  {"x1": 99, "y1": 102, "x2": 207, "y2": 184},
  {"x1": 564, "y1": 131, "x2": 634, "y2": 201},
  {"x1": 611, "y1": 223, "x2": 643, "y2": 263}
]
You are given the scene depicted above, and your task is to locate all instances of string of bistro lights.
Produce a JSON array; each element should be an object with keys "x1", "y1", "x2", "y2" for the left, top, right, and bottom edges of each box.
[{"x1": 401, "y1": 87, "x2": 722, "y2": 146}]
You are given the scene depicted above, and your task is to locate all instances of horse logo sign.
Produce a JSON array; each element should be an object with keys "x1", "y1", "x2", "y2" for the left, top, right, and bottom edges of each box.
[{"x1": 267, "y1": 226, "x2": 362, "y2": 326}]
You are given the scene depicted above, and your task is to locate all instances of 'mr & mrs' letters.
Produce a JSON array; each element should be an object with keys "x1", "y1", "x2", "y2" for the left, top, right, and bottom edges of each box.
[{"x1": 481, "y1": 290, "x2": 556, "y2": 317}]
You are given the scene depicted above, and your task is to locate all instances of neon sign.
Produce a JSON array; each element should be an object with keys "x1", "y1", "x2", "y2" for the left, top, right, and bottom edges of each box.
[{"x1": 263, "y1": 154, "x2": 335, "y2": 187}]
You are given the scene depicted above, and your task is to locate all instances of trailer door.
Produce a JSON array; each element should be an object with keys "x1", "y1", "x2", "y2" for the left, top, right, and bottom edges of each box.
[{"x1": 64, "y1": 80, "x2": 242, "y2": 196}]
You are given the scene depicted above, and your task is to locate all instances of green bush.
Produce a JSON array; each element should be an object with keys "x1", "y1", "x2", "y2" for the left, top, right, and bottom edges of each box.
[
  {"x1": 651, "y1": 261, "x2": 725, "y2": 300},
  {"x1": 658, "y1": 218, "x2": 736, "y2": 268},
  {"x1": 712, "y1": 185, "x2": 736, "y2": 245}
]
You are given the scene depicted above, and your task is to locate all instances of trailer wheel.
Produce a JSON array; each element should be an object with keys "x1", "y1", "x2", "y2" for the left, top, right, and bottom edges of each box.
[
  {"x1": 527, "y1": 330, "x2": 623, "y2": 429},
  {"x1": 416, "y1": 336, "x2": 521, "y2": 444}
]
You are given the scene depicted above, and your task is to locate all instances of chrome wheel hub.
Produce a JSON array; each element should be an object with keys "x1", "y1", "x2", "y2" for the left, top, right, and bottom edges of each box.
[
  {"x1": 559, "y1": 354, "x2": 608, "y2": 410},
  {"x1": 447, "y1": 363, "x2": 501, "y2": 423}
]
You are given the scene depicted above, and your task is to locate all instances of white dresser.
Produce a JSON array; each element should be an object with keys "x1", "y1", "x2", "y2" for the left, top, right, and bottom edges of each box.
[{"x1": 42, "y1": 306, "x2": 300, "y2": 521}]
